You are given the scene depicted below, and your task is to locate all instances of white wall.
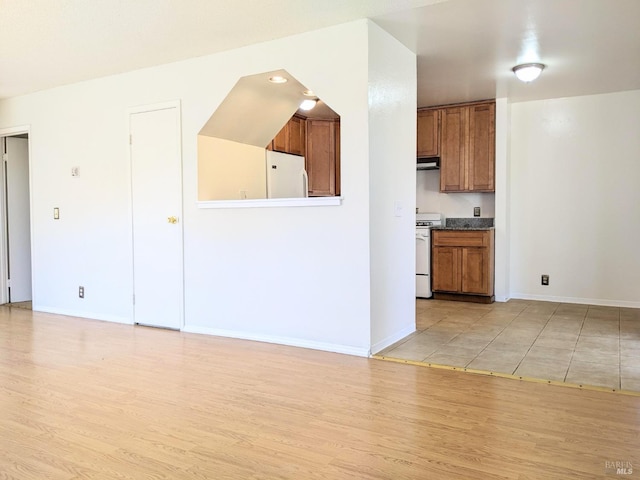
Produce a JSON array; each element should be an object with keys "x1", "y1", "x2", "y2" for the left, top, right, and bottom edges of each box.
[
  {"x1": 367, "y1": 23, "x2": 417, "y2": 354},
  {"x1": 416, "y1": 171, "x2": 495, "y2": 218},
  {"x1": 509, "y1": 90, "x2": 640, "y2": 307},
  {"x1": 197, "y1": 136, "x2": 267, "y2": 200},
  {"x1": 0, "y1": 20, "x2": 397, "y2": 355},
  {"x1": 494, "y1": 97, "x2": 510, "y2": 302}
]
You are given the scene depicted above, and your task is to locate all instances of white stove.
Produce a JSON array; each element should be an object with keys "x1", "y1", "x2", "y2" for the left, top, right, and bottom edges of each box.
[{"x1": 416, "y1": 213, "x2": 442, "y2": 298}]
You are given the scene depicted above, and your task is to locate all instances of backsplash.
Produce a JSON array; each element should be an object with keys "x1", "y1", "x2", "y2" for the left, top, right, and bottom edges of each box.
[{"x1": 416, "y1": 169, "x2": 495, "y2": 217}]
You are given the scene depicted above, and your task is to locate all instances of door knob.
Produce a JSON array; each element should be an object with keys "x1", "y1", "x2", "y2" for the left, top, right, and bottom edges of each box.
[{"x1": 167, "y1": 216, "x2": 178, "y2": 224}]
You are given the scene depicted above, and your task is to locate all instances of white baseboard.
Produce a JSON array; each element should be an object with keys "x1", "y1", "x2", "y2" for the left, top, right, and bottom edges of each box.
[
  {"x1": 181, "y1": 325, "x2": 370, "y2": 357},
  {"x1": 510, "y1": 293, "x2": 640, "y2": 309},
  {"x1": 33, "y1": 305, "x2": 132, "y2": 325},
  {"x1": 494, "y1": 295, "x2": 511, "y2": 303},
  {"x1": 370, "y1": 324, "x2": 415, "y2": 355}
]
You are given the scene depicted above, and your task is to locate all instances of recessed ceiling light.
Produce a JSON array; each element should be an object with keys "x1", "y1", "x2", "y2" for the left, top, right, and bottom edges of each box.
[
  {"x1": 269, "y1": 75, "x2": 288, "y2": 84},
  {"x1": 299, "y1": 99, "x2": 317, "y2": 111},
  {"x1": 512, "y1": 63, "x2": 545, "y2": 83},
  {"x1": 303, "y1": 90, "x2": 315, "y2": 97}
]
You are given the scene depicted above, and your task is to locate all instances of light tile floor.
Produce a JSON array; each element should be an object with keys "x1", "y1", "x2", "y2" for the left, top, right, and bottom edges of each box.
[{"x1": 379, "y1": 299, "x2": 640, "y2": 392}]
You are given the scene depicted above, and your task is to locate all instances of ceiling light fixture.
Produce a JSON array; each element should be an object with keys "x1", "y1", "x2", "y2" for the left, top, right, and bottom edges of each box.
[
  {"x1": 303, "y1": 90, "x2": 315, "y2": 97},
  {"x1": 512, "y1": 63, "x2": 545, "y2": 83},
  {"x1": 299, "y1": 99, "x2": 317, "y2": 111},
  {"x1": 268, "y1": 75, "x2": 288, "y2": 84}
]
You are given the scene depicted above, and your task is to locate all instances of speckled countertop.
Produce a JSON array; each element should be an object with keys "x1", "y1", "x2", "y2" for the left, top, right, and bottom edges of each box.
[
  {"x1": 432, "y1": 226, "x2": 495, "y2": 230},
  {"x1": 432, "y1": 217, "x2": 495, "y2": 230}
]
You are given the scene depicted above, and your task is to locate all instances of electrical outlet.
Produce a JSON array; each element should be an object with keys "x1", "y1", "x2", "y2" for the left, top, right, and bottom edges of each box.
[
  {"x1": 473, "y1": 207, "x2": 481, "y2": 217},
  {"x1": 79, "y1": 286, "x2": 84, "y2": 298},
  {"x1": 541, "y1": 275, "x2": 549, "y2": 286}
]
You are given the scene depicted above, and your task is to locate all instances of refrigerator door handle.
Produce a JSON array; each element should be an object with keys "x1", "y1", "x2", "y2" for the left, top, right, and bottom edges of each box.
[{"x1": 302, "y1": 169, "x2": 309, "y2": 198}]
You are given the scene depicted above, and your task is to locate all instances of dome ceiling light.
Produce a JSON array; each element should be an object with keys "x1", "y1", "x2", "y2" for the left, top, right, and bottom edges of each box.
[
  {"x1": 299, "y1": 98, "x2": 317, "y2": 111},
  {"x1": 512, "y1": 63, "x2": 545, "y2": 83},
  {"x1": 268, "y1": 75, "x2": 288, "y2": 84}
]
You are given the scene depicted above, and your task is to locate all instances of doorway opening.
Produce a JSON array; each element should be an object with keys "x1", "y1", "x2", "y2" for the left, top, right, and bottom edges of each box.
[{"x1": 0, "y1": 131, "x2": 33, "y2": 309}]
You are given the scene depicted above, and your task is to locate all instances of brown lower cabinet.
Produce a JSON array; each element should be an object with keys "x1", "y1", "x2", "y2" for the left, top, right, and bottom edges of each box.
[{"x1": 432, "y1": 229, "x2": 494, "y2": 303}]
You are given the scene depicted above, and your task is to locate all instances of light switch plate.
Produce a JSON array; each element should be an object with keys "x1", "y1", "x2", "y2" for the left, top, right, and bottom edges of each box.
[
  {"x1": 53, "y1": 207, "x2": 59, "y2": 220},
  {"x1": 394, "y1": 201, "x2": 403, "y2": 217}
]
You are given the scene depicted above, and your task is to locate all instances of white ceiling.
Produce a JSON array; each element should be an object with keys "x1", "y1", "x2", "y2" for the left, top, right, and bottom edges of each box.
[
  {"x1": 1, "y1": 0, "x2": 639, "y2": 107},
  {"x1": 373, "y1": 0, "x2": 640, "y2": 106}
]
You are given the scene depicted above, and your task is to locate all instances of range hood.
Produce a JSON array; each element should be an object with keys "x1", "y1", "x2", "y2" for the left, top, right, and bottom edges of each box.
[{"x1": 417, "y1": 157, "x2": 440, "y2": 170}]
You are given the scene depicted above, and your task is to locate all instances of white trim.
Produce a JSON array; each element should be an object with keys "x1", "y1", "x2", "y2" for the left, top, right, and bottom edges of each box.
[
  {"x1": 0, "y1": 125, "x2": 33, "y2": 306},
  {"x1": 510, "y1": 293, "x2": 640, "y2": 309},
  {"x1": 494, "y1": 97, "x2": 510, "y2": 302},
  {"x1": 127, "y1": 100, "x2": 185, "y2": 329},
  {"x1": 0, "y1": 137, "x2": 7, "y2": 305},
  {"x1": 370, "y1": 324, "x2": 415, "y2": 355},
  {"x1": 0, "y1": 126, "x2": 31, "y2": 137},
  {"x1": 495, "y1": 295, "x2": 511, "y2": 303},
  {"x1": 127, "y1": 100, "x2": 181, "y2": 115},
  {"x1": 33, "y1": 305, "x2": 132, "y2": 325},
  {"x1": 181, "y1": 324, "x2": 370, "y2": 357},
  {"x1": 197, "y1": 196, "x2": 342, "y2": 209}
]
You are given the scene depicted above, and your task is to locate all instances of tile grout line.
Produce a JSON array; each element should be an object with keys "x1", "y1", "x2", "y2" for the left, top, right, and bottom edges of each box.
[
  {"x1": 462, "y1": 306, "x2": 521, "y2": 369},
  {"x1": 510, "y1": 303, "x2": 560, "y2": 375},
  {"x1": 422, "y1": 303, "x2": 502, "y2": 364},
  {"x1": 563, "y1": 308, "x2": 588, "y2": 383}
]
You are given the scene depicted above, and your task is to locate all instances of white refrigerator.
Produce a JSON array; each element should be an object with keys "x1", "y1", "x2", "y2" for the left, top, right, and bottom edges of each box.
[{"x1": 266, "y1": 151, "x2": 309, "y2": 198}]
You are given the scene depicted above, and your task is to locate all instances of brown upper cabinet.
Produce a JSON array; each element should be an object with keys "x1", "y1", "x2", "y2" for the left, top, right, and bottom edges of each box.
[
  {"x1": 440, "y1": 101, "x2": 495, "y2": 193},
  {"x1": 467, "y1": 103, "x2": 495, "y2": 191},
  {"x1": 269, "y1": 114, "x2": 306, "y2": 157},
  {"x1": 417, "y1": 109, "x2": 440, "y2": 158},
  {"x1": 418, "y1": 100, "x2": 495, "y2": 193},
  {"x1": 268, "y1": 115, "x2": 340, "y2": 197},
  {"x1": 306, "y1": 119, "x2": 340, "y2": 197}
]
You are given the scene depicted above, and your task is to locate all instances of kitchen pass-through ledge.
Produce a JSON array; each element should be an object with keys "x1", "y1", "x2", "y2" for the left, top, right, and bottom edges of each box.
[{"x1": 197, "y1": 197, "x2": 343, "y2": 209}]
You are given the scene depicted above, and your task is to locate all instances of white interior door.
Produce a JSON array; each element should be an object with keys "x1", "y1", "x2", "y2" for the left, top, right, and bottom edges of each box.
[
  {"x1": 130, "y1": 104, "x2": 183, "y2": 329},
  {"x1": 5, "y1": 137, "x2": 32, "y2": 303}
]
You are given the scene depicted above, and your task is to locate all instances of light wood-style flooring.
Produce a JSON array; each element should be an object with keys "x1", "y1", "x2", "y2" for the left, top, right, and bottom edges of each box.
[
  {"x1": 379, "y1": 299, "x2": 640, "y2": 392},
  {"x1": 1, "y1": 306, "x2": 639, "y2": 479}
]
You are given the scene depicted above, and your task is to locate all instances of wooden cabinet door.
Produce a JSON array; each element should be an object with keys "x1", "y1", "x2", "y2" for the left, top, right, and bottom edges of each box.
[
  {"x1": 433, "y1": 229, "x2": 494, "y2": 297},
  {"x1": 468, "y1": 103, "x2": 495, "y2": 192},
  {"x1": 272, "y1": 122, "x2": 288, "y2": 153},
  {"x1": 417, "y1": 109, "x2": 440, "y2": 157},
  {"x1": 461, "y1": 247, "x2": 490, "y2": 294},
  {"x1": 440, "y1": 107, "x2": 467, "y2": 192},
  {"x1": 432, "y1": 246, "x2": 460, "y2": 292},
  {"x1": 306, "y1": 119, "x2": 336, "y2": 196},
  {"x1": 334, "y1": 120, "x2": 341, "y2": 196},
  {"x1": 271, "y1": 116, "x2": 305, "y2": 155},
  {"x1": 288, "y1": 116, "x2": 306, "y2": 157}
]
